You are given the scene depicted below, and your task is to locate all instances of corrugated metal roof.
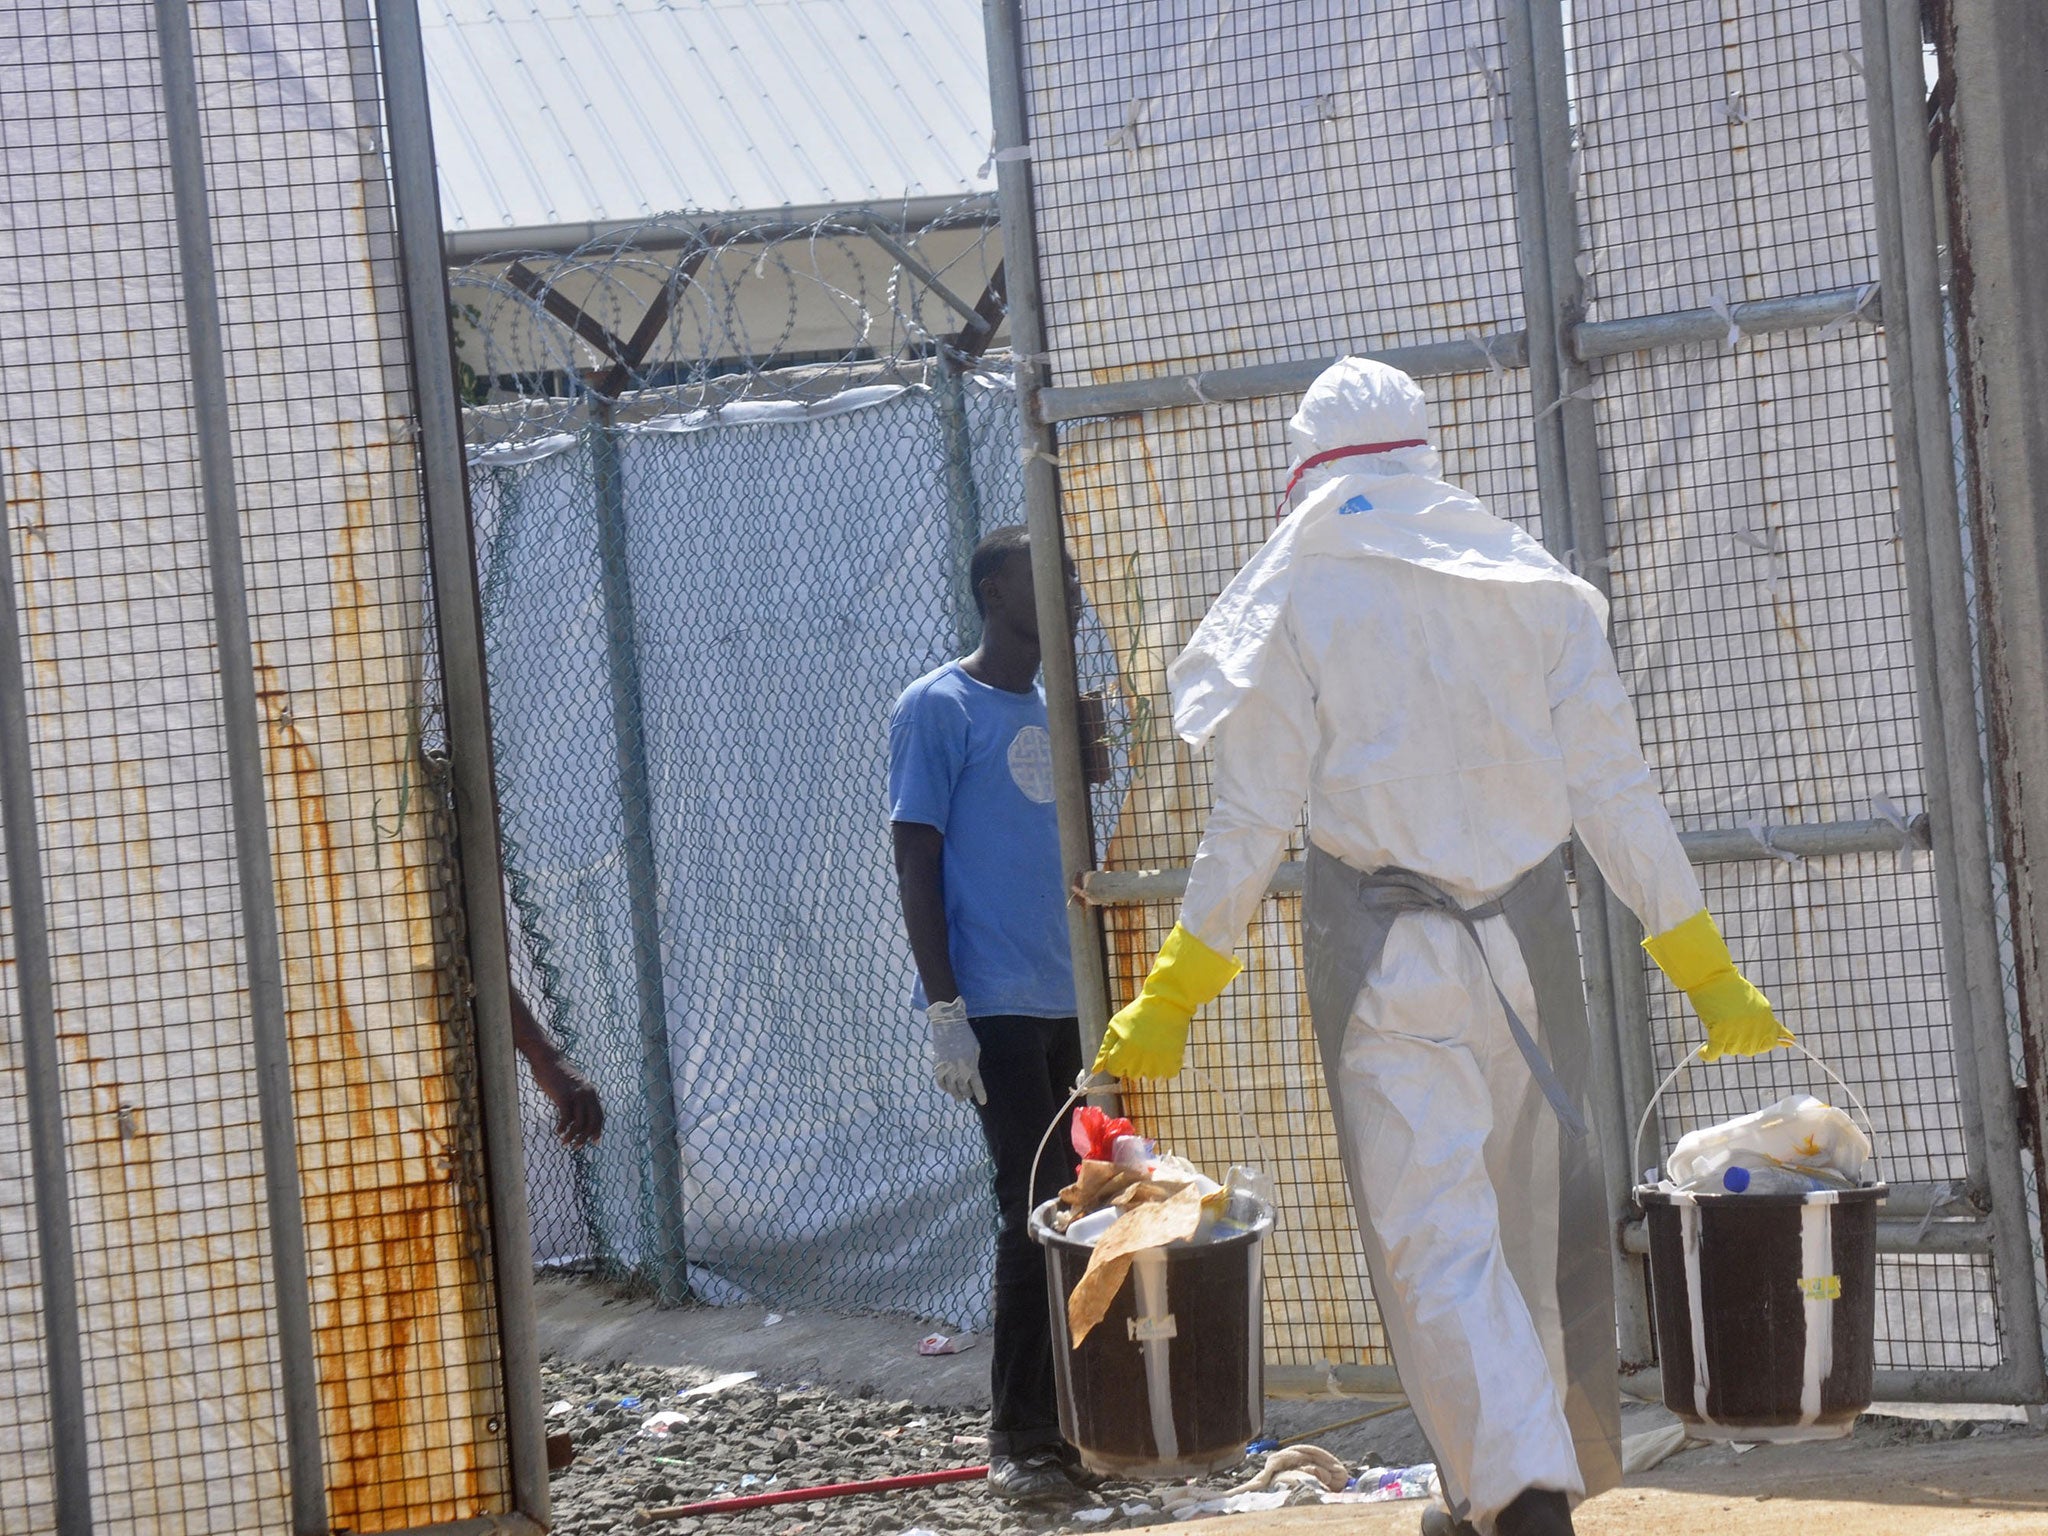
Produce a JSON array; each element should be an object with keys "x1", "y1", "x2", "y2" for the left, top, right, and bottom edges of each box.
[{"x1": 423, "y1": 0, "x2": 996, "y2": 235}]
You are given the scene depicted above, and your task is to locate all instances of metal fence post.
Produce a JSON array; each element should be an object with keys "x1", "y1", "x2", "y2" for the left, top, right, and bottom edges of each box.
[
  {"x1": 0, "y1": 475, "x2": 92, "y2": 1534},
  {"x1": 589, "y1": 404, "x2": 692, "y2": 1308},
  {"x1": 1502, "y1": 0, "x2": 1658, "y2": 1365},
  {"x1": 1499, "y1": 0, "x2": 1571, "y2": 561},
  {"x1": 934, "y1": 363, "x2": 985, "y2": 657},
  {"x1": 1863, "y1": 0, "x2": 2048, "y2": 1398},
  {"x1": 1936, "y1": 0, "x2": 2048, "y2": 1332},
  {"x1": 983, "y1": 0, "x2": 1113, "y2": 1049},
  {"x1": 153, "y1": 2, "x2": 329, "y2": 1526},
  {"x1": 373, "y1": 0, "x2": 552, "y2": 1513}
]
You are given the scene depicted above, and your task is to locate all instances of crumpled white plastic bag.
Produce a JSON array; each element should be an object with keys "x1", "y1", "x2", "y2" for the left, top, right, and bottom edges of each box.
[{"x1": 1665, "y1": 1094, "x2": 1871, "y2": 1188}]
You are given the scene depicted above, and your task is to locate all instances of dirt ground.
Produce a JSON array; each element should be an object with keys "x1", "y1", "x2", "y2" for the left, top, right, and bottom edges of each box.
[{"x1": 1144, "y1": 1432, "x2": 2048, "y2": 1536}]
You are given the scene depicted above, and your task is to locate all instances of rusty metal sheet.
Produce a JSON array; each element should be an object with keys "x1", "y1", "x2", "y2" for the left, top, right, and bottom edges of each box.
[
  {"x1": 0, "y1": 3, "x2": 509, "y2": 1531},
  {"x1": 1061, "y1": 396, "x2": 1371, "y2": 1364},
  {"x1": 1061, "y1": 376, "x2": 1542, "y2": 1368}
]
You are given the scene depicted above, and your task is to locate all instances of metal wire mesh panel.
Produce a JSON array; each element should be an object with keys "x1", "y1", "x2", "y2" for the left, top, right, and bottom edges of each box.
[
  {"x1": 187, "y1": 8, "x2": 508, "y2": 1523},
  {"x1": 1, "y1": 2, "x2": 511, "y2": 1530},
  {"x1": 1599, "y1": 337, "x2": 1912, "y2": 823},
  {"x1": 1020, "y1": 0, "x2": 1536, "y2": 1368},
  {"x1": 1573, "y1": 0, "x2": 2008, "y2": 1368},
  {"x1": 1026, "y1": 0, "x2": 1526, "y2": 383},
  {"x1": 1572, "y1": 9, "x2": 1957, "y2": 1151},
  {"x1": 1596, "y1": 334, "x2": 1965, "y2": 1165},
  {"x1": 0, "y1": 6, "x2": 294, "y2": 1528},
  {"x1": 1007, "y1": 0, "x2": 2033, "y2": 1385},
  {"x1": 1571, "y1": 0, "x2": 1879, "y2": 322},
  {"x1": 1877, "y1": 1253, "x2": 2002, "y2": 1372}
]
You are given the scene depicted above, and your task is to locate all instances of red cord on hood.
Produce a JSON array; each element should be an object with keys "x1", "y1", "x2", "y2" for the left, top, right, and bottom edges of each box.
[{"x1": 1276, "y1": 439, "x2": 1428, "y2": 515}]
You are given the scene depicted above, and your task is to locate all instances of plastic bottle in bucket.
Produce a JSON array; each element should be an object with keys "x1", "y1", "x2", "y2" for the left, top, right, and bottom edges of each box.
[{"x1": 1718, "y1": 1163, "x2": 1852, "y2": 1196}]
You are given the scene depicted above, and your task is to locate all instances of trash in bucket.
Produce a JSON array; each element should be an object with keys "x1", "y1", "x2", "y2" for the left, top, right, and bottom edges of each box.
[
  {"x1": 1663, "y1": 1093, "x2": 1872, "y2": 1194},
  {"x1": 1634, "y1": 1051, "x2": 1886, "y2": 1443},
  {"x1": 1028, "y1": 1076, "x2": 1273, "y2": 1480}
]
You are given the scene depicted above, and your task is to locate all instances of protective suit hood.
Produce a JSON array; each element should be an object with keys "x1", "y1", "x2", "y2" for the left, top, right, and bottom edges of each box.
[
  {"x1": 1286, "y1": 347, "x2": 1431, "y2": 461},
  {"x1": 1169, "y1": 357, "x2": 1607, "y2": 749}
]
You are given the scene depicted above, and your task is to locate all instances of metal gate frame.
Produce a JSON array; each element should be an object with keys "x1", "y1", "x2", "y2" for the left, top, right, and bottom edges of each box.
[
  {"x1": 379, "y1": 0, "x2": 551, "y2": 1522},
  {"x1": 1933, "y1": 0, "x2": 2048, "y2": 1320},
  {"x1": 0, "y1": 1, "x2": 546, "y2": 1529},
  {"x1": 985, "y1": 0, "x2": 2047, "y2": 1404}
]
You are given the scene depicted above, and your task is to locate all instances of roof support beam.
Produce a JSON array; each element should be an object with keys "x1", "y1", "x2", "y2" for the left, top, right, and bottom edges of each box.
[
  {"x1": 504, "y1": 259, "x2": 633, "y2": 368},
  {"x1": 945, "y1": 261, "x2": 1007, "y2": 364},
  {"x1": 442, "y1": 194, "x2": 998, "y2": 263}
]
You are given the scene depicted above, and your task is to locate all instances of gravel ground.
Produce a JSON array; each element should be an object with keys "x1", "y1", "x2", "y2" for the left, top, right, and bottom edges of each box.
[
  {"x1": 539, "y1": 1357, "x2": 1319, "y2": 1536},
  {"x1": 538, "y1": 1344, "x2": 2042, "y2": 1536}
]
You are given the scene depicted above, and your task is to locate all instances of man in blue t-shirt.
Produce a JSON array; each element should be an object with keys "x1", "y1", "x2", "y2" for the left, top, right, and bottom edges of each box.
[{"x1": 889, "y1": 524, "x2": 1088, "y2": 1504}]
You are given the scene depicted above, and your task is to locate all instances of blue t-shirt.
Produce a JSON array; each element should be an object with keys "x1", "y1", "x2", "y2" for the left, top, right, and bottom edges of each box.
[{"x1": 888, "y1": 661, "x2": 1077, "y2": 1019}]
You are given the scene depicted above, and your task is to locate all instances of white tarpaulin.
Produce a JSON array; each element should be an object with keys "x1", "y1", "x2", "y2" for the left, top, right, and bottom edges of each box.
[
  {"x1": 1, "y1": 5, "x2": 509, "y2": 1531},
  {"x1": 1017, "y1": 0, "x2": 1981, "y2": 1370},
  {"x1": 1022, "y1": 0, "x2": 1540, "y2": 1368}
]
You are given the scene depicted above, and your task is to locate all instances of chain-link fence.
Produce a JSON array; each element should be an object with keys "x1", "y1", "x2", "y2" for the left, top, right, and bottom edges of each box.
[
  {"x1": 455, "y1": 209, "x2": 1066, "y2": 1327},
  {"x1": 480, "y1": 380, "x2": 1007, "y2": 1326}
]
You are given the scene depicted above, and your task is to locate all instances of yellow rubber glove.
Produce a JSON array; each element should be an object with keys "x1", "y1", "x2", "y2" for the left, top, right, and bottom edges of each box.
[
  {"x1": 1092, "y1": 923, "x2": 1243, "y2": 1080},
  {"x1": 1642, "y1": 909, "x2": 1794, "y2": 1062}
]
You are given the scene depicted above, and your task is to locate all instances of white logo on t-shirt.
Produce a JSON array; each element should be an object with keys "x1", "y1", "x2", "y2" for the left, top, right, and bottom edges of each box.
[{"x1": 1007, "y1": 725, "x2": 1056, "y2": 804}]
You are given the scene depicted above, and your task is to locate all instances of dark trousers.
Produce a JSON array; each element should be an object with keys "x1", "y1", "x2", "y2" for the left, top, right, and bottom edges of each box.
[{"x1": 969, "y1": 1013, "x2": 1081, "y2": 1458}]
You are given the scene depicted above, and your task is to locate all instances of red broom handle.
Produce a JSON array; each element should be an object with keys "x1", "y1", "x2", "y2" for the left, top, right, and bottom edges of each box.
[{"x1": 635, "y1": 1463, "x2": 990, "y2": 1523}]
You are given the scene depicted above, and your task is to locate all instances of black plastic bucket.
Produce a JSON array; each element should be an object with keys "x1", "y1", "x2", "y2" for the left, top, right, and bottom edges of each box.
[
  {"x1": 1636, "y1": 1183, "x2": 1885, "y2": 1440},
  {"x1": 1030, "y1": 1191, "x2": 1272, "y2": 1479}
]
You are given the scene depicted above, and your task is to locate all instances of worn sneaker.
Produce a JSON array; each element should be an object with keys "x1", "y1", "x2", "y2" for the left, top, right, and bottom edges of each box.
[
  {"x1": 1056, "y1": 1443, "x2": 1107, "y2": 1491},
  {"x1": 987, "y1": 1450, "x2": 1073, "y2": 1504}
]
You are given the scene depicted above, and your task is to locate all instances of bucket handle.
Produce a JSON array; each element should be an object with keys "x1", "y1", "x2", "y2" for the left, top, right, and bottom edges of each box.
[
  {"x1": 1632, "y1": 1039, "x2": 1880, "y2": 1186},
  {"x1": 1027, "y1": 1067, "x2": 1273, "y2": 1218}
]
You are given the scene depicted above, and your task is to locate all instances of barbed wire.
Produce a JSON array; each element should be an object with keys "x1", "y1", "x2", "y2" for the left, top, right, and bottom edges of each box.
[{"x1": 449, "y1": 196, "x2": 1008, "y2": 444}]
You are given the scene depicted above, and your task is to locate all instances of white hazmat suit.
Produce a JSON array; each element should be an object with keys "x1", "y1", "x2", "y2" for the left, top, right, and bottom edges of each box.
[{"x1": 1092, "y1": 359, "x2": 1783, "y2": 1534}]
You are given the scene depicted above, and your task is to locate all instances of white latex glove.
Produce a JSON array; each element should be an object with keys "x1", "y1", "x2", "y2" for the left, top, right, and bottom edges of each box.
[{"x1": 927, "y1": 997, "x2": 986, "y2": 1105}]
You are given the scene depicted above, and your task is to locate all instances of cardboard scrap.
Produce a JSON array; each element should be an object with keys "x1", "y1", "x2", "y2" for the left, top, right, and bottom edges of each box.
[
  {"x1": 1228, "y1": 1445, "x2": 1351, "y2": 1494},
  {"x1": 1112, "y1": 1179, "x2": 1188, "y2": 1209},
  {"x1": 1052, "y1": 1161, "x2": 1146, "y2": 1231},
  {"x1": 1067, "y1": 1183, "x2": 1205, "y2": 1346}
]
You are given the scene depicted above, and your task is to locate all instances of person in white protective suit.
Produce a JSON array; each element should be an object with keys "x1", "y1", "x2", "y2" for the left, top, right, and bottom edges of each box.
[{"x1": 1091, "y1": 358, "x2": 1792, "y2": 1536}]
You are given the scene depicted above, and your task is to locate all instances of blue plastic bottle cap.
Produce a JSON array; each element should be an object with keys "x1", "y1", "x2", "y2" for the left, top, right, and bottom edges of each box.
[{"x1": 1722, "y1": 1166, "x2": 1751, "y2": 1193}]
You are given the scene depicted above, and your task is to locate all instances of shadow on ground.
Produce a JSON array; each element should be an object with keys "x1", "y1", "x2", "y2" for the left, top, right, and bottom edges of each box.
[{"x1": 536, "y1": 1277, "x2": 2048, "y2": 1536}]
